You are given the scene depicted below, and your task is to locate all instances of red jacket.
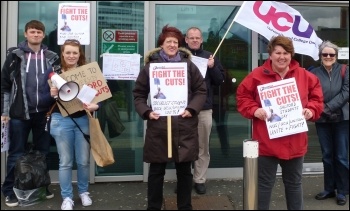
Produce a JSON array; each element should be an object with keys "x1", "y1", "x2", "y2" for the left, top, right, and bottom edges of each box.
[{"x1": 236, "y1": 59, "x2": 323, "y2": 159}]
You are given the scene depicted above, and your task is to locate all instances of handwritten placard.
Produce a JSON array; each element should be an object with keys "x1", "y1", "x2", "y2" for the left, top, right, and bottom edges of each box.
[
  {"x1": 56, "y1": 62, "x2": 112, "y2": 116},
  {"x1": 149, "y1": 63, "x2": 188, "y2": 116},
  {"x1": 102, "y1": 53, "x2": 141, "y2": 80},
  {"x1": 258, "y1": 77, "x2": 308, "y2": 139}
]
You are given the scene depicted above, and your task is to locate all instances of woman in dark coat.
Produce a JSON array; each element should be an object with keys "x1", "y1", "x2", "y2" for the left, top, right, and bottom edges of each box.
[{"x1": 133, "y1": 25, "x2": 206, "y2": 210}]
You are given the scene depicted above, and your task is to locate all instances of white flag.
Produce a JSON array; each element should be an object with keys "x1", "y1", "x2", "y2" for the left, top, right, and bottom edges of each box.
[{"x1": 234, "y1": 1, "x2": 322, "y2": 60}]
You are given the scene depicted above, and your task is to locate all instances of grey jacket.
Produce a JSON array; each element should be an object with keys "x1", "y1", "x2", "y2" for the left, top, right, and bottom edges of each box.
[
  {"x1": 310, "y1": 63, "x2": 349, "y2": 122},
  {"x1": 1, "y1": 41, "x2": 58, "y2": 120}
]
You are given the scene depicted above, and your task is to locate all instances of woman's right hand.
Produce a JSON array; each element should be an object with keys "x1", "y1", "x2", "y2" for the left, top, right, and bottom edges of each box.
[
  {"x1": 254, "y1": 108, "x2": 267, "y2": 120},
  {"x1": 50, "y1": 86, "x2": 58, "y2": 98},
  {"x1": 149, "y1": 111, "x2": 160, "y2": 120}
]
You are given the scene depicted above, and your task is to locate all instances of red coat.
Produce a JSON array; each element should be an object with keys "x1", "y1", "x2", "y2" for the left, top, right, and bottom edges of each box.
[{"x1": 236, "y1": 59, "x2": 323, "y2": 159}]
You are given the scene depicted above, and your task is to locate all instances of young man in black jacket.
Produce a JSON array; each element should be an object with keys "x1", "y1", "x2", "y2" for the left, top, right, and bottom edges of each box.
[{"x1": 1, "y1": 20, "x2": 58, "y2": 207}]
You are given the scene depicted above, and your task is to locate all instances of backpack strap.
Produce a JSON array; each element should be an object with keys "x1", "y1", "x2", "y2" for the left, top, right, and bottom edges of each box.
[{"x1": 341, "y1": 64, "x2": 347, "y2": 79}]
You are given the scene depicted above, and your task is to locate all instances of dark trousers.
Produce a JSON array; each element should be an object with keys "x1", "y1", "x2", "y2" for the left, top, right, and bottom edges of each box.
[
  {"x1": 258, "y1": 156, "x2": 304, "y2": 210},
  {"x1": 315, "y1": 121, "x2": 349, "y2": 195},
  {"x1": 147, "y1": 162, "x2": 192, "y2": 210},
  {"x1": 1, "y1": 112, "x2": 51, "y2": 197}
]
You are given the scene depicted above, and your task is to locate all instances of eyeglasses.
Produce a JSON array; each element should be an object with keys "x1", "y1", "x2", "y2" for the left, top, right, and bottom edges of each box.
[
  {"x1": 64, "y1": 39, "x2": 80, "y2": 45},
  {"x1": 321, "y1": 53, "x2": 336, "y2": 58},
  {"x1": 187, "y1": 37, "x2": 201, "y2": 41}
]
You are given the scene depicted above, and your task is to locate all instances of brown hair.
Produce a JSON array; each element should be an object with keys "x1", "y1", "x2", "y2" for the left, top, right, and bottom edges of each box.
[
  {"x1": 25, "y1": 20, "x2": 45, "y2": 33},
  {"x1": 267, "y1": 35, "x2": 295, "y2": 57},
  {"x1": 157, "y1": 24, "x2": 183, "y2": 47},
  {"x1": 60, "y1": 39, "x2": 86, "y2": 70}
]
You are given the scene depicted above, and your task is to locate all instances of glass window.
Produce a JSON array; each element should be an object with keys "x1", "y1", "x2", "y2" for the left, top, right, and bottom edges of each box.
[
  {"x1": 96, "y1": 1, "x2": 145, "y2": 176},
  {"x1": 258, "y1": 5, "x2": 349, "y2": 163},
  {"x1": 156, "y1": 4, "x2": 252, "y2": 168},
  {"x1": 18, "y1": 1, "x2": 82, "y2": 175}
]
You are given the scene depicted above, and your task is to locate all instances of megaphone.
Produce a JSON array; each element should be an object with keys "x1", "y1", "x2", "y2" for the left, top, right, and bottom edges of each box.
[{"x1": 49, "y1": 72, "x2": 79, "y2": 102}]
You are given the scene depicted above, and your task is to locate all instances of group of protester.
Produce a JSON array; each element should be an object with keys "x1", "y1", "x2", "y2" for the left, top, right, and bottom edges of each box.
[{"x1": 1, "y1": 19, "x2": 348, "y2": 210}]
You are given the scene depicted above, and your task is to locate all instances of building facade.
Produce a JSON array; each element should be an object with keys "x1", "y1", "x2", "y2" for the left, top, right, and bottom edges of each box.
[{"x1": 1, "y1": 1, "x2": 349, "y2": 184}]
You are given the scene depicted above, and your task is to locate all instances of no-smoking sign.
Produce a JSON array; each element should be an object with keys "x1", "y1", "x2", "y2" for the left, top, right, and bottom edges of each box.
[{"x1": 103, "y1": 30, "x2": 114, "y2": 42}]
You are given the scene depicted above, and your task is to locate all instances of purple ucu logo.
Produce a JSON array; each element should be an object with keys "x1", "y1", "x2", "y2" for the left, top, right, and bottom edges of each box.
[{"x1": 253, "y1": 1, "x2": 314, "y2": 38}]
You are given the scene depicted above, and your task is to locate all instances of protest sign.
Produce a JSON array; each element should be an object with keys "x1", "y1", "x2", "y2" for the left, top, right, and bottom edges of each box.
[
  {"x1": 57, "y1": 62, "x2": 112, "y2": 116},
  {"x1": 257, "y1": 77, "x2": 308, "y2": 139},
  {"x1": 149, "y1": 63, "x2": 188, "y2": 116},
  {"x1": 1, "y1": 121, "x2": 9, "y2": 152},
  {"x1": 102, "y1": 53, "x2": 141, "y2": 80},
  {"x1": 191, "y1": 55, "x2": 208, "y2": 78},
  {"x1": 57, "y1": 3, "x2": 90, "y2": 45}
]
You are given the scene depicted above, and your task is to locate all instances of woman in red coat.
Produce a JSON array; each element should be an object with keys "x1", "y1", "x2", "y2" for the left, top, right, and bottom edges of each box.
[{"x1": 236, "y1": 35, "x2": 323, "y2": 210}]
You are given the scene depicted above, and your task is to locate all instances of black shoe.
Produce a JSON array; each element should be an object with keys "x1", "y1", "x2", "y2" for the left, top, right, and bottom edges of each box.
[
  {"x1": 315, "y1": 191, "x2": 336, "y2": 200},
  {"x1": 46, "y1": 188, "x2": 54, "y2": 199},
  {"x1": 194, "y1": 183, "x2": 206, "y2": 194},
  {"x1": 5, "y1": 195, "x2": 19, "y2": 207},
  {"x1": 336, "y1": 194, "x2": 347, "y2": 206}
]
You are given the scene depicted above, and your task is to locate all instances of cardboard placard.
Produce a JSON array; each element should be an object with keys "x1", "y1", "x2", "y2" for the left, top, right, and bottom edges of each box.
[{"x1": 56, "y1": 62, "x2": 112, "y2": 116}]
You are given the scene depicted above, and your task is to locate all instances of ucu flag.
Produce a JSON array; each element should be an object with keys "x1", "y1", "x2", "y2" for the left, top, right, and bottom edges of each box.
[
  {"x1": 233, "y1": 1, "x2": 322, "y2": 60},
  {"x1": 253, "y1": 1, "x2": 313, "y2": 38}
]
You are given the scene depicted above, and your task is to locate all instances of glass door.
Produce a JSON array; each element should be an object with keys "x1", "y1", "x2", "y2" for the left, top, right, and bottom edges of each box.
[{"x1": 152, "y1": 2, "x2": 252, "y2": 180}]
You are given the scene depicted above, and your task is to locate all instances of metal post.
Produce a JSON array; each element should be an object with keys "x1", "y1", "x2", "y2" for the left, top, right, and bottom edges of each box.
[{"x1": 243, "y1": 139, "x2": 258, "y2": 210}]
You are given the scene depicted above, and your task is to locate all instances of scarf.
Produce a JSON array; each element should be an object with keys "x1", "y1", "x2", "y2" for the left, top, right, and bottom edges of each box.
[{"x1": 159, "y1": 49, "x2": 181, "y2": 62}]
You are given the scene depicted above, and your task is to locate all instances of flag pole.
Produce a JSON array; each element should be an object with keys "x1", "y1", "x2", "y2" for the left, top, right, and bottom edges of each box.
[{"x1": 213, "y1": 1, "x2": 247, "y2": 58}]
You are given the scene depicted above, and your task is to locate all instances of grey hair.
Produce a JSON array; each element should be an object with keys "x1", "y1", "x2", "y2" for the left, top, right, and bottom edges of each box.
[{"x1": 319, "y1": 40, "x2": 339, "y2": 57}]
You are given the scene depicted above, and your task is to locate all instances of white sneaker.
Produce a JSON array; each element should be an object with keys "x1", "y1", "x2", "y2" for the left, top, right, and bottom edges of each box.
[
  {"x1": 79, "y1": 192, "x2": 92, "y2": 206},
  {"x1": 61, "y1": 197, "x2": 74, "y2": 210}
]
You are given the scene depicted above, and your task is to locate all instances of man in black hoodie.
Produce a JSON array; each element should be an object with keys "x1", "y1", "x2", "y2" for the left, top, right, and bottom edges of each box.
[
  {"x1": 185, "y1": 27, "x2": 224, "y2": 194},
  {"x1": 1, "y1": 20, "x2": 58, "y2": 207}
]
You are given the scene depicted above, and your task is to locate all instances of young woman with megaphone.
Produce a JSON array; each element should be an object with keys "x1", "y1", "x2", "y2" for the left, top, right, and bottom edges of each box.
[{"x1": 49, "y1": 39, "x2": 99, "y2": 210}]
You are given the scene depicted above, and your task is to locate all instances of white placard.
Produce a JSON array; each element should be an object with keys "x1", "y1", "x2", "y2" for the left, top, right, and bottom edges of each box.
[
  {"x1": 77, "y1": 84, "x2": 98, "y2": 104},
  {"x1": 1, "y1": 120, "x2": 10, "y2": 152},
  {"x1": 338, "y1": 47, "x2": 349, "y2": 60},
  {"x1": 191, "y1": 55, "x2": 208, "y2": 78},
  {"x1": 257, "y1": 77, "x2": 308, "y2": 139},
  {"x1": 149, "y1": 63, "x2": 188, "y2": 116},
  {"x1": 102, "y1": 53, "x2": 141, "y2": 80},
  {"x1": 57, "y1": 3, "x2": 90, "y2": 45}
]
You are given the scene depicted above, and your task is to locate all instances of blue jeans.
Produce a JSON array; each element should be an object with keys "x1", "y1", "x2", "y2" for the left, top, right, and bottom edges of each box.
[
  {"x1": 1, "y1": 112, "x2": 51, "y2": 197},
  {"x1": 315, "y1": 120, "x2": 349, "y2": 195},
  {"x1": 50, "y1": 113, "x2": 90, "y2": 199},
  {"x1": 258, "y1": 156, "x2": 304, "y2": 210}
]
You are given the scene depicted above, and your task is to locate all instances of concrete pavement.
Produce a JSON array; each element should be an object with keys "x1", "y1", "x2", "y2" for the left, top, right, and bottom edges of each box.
[{"x1": 1, "y1": 174, "x2": 348, "y2": 210}]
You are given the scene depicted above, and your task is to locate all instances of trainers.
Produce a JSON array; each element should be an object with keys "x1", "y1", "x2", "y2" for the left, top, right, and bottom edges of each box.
[
  {"x1": 61, "y1": 197, "x2": 74, "y2": 210},
  {"x1": 79, "y1": 192, "x2": 92, "y2": 206},
  {"x1": 5, "y1": 195, "x2": 19, "y2": 207},
  {"x1": 46, "y1": 188, "x2": 54, "y2": 199}
]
